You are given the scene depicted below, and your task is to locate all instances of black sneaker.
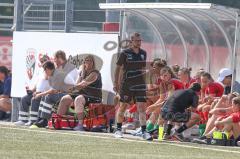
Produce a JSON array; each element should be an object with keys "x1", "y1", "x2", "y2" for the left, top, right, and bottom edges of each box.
[
  {"x1": 0, "y1": 110, "x2": 6, "y2": 120},
  {"x1": 2, "y1": 113, "x2": 11, "y2": 122},
  {"x1": 34, "y1": 119, "x2": 48, "y2": 128},
  {"x1": 199, "y1": 135, "x2": 207, "y2": 140}
]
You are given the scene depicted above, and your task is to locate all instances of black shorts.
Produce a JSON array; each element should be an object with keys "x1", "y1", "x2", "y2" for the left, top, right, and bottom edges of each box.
[
  {"x1": 70, "y1": 94, "x2": 101, "y2": 106},
  {"x1": 161, "y1": 107, "x2": 191, "y2": 123},
  {"x1": 119, "y1": 81, "x2": 146, "y2": 103}
]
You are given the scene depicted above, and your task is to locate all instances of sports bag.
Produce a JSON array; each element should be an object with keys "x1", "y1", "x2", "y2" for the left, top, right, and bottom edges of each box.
[
  {"x1": 48, "y1": 113, "x2": 78, "y2": 130},
  {"x1": 83, "y1": 103, "x2": 115, "y2": 132}
]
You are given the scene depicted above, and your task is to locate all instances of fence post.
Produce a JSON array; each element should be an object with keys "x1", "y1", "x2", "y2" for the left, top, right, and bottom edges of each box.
[
  {"x1": 11, "y1": 0, "x2": 24, "y2": 122},
  {"x1": 65, "y1": 0, "x2": 73, "y2": 33},
  {"x1": 14, "y1": 0, "x2": 23, "y2": 31},
  {"x1": 11, "y1": 98, "x2": 20, "y2": 122}
]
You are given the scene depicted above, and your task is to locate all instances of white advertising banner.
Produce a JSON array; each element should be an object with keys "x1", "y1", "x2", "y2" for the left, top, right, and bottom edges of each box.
[{"x1": 12, "y1": 31, "x2": 118, "y2": 100}]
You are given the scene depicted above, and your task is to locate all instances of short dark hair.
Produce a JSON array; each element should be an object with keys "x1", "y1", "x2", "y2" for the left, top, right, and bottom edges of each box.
[
  {"x1": 130, "y1": 32, "x2": 141, "y2": 40},
  {"x1": 54, "y1": 50, "x2": 66, "y2": 61},
  {"x1": 43, "y1": 61, "x2": 55, "y2": 70},
  {"x1": 190, "y1": 82, "x2": 201, "y2": 92},
  {"x1": 0, "y1": 66, "x2": 9, "y2": 76}
]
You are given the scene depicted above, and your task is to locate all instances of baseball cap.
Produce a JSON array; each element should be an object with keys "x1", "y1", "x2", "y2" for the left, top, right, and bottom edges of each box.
[{"x1": 217, "y1": 68, "x2": 233, "y2": 82}]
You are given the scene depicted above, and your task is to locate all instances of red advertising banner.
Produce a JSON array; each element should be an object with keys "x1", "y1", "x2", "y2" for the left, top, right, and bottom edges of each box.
[{"x1": 0, "y1": 36, "x2": 12, "y2": 70}]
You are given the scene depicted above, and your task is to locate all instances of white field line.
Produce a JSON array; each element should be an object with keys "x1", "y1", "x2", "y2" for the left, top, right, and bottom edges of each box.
[{"x1": 1, "y1": 125, "x2": 240, "y2": 154}]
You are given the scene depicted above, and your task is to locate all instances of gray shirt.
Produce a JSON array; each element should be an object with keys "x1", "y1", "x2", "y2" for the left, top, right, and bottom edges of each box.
[{"x1": 49, "y1": 62, "x2": 76, "y2": 92}]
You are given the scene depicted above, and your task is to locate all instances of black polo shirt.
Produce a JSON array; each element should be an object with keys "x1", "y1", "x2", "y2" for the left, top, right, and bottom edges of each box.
[
  {"x1": 162, "y1": 89, "x2": 199, "y2": 113},
  {"x1": 116, "y1": 48, "x2": 147, "y2": 82}
]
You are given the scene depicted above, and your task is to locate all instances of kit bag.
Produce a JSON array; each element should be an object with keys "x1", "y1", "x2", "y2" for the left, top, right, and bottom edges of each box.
[{"x1": 48, "y1": 113, "x2": 78, "y2": 130}]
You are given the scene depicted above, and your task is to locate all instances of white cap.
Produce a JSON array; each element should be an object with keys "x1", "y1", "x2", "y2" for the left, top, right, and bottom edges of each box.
[{"x1": 217, "y1": 68, "x2": 233, "y2": 82}]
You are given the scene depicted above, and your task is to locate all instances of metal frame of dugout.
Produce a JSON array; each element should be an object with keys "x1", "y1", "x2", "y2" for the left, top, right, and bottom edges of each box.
[{"x1": 99, "y1": 3, "x2": 240, "y2": 90}]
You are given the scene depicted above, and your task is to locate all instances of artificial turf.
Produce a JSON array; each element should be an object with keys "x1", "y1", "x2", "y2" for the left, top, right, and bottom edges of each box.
[{"x1": 0, "y1": 124, "x2": 239, "y2": 159}]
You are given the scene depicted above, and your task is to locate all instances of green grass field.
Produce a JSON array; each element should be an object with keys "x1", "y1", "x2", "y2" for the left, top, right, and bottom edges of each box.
[{"x1": 0, "y1": 123, "x2": 240, "y2": 159}]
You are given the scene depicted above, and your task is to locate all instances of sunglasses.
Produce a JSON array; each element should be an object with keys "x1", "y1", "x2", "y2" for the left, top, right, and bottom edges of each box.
[{"x1": 84, "y1": 59, "x2": 92, "y2": 62}]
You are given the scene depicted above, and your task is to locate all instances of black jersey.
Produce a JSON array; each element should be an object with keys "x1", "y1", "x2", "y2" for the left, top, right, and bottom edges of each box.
[
  {"x1": 116, "y1": 48, "x2": 147, "y2": 81},
  {"x1": 162, "y1": 89, "x2": 199, "y2": 113}
]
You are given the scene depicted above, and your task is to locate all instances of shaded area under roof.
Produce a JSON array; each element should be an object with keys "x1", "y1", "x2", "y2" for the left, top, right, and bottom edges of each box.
[{"x1": 100, "y1": 3, "x2": 240, "y2": 85}]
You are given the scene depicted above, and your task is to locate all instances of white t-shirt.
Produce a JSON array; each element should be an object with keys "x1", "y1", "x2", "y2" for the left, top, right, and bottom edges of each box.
[
  {"x1": 36, "y1": 78, "x2": 50, "y2": 92},
  {"x1": 64, "y1": 68, "x2": 79, "y2": 85},
  {"x1": 27, "y1": 70, "x2": 49, "y2": 92}
]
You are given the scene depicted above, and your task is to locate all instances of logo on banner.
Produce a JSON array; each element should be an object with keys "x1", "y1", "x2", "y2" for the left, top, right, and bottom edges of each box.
[
  {"x1": 26, "y1": 48, "x2": 36, "y2": 80},
  {"x1": 0, "y1": 43, "x2": 12, "y2": 70},
  {"x1": 68, "y1": 54, "x2": 103, "y2": 71}
]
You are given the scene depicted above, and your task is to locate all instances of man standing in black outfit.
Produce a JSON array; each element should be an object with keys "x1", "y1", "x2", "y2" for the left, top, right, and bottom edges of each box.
[
  {"x1": 161, "y1": 82, "x2": 201, "y2": 141},
  {"x1": 113, "y1": 32, "x2": 152, "y2": 140}
]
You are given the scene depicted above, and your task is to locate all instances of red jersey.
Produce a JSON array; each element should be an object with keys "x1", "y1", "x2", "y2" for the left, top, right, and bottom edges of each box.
[
  {"x1": 205, "y1": 82, "x2": 224, "y2": 97},
  {"x1": 183, "y1": 78, "x2": 197, "y2": 89},
  {"x1": 157, "y1": 78, "x2": 184, "y2": 90},
  {"x1": 171, "y1": 79, "x2": 184, "y2": 90}
]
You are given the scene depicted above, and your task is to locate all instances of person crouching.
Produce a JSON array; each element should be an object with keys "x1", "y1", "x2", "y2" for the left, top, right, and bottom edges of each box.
[{"x1": 161, "y1": 82, "x2": 201, "y2": 141}]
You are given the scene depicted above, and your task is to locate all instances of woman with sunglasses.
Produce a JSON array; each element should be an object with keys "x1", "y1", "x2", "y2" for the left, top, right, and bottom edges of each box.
[{"x1": 57, "y1": 55, "x2": 102, "y2": 131}]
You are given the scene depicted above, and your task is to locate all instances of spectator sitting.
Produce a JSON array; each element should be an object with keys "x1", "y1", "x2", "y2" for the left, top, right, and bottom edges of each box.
[
  {"x1": 57, "y1": 55, "x2": 102, "y2": 131},
  {"x1": 217, "y1": 68, "x2": 240, "y2": 95},
  {"x1": 0, "y1": 66, "x2": 12, "y2": 121},
  {"x1": 30, "y1": 54, "x2": 78, "y2": 128},
  {"x1": 14, "y1": 55, "x2": 51, "y2": 126}
]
